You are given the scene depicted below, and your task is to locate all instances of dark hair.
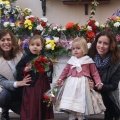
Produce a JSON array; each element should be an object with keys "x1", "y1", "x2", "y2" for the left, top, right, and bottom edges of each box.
[
  {"x1": 29, "y1": 35, "x2": 44, "y2": 45},
  {"x1": 88, "y1": 31, "x2": 120, "y2": 64},
  {"x1": 0, "y1": 29, "x2": 21, "y2": 59}
]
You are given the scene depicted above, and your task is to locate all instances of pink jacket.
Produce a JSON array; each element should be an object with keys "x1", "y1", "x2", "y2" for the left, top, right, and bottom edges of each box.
[{"x1": 59, "y1": 63, "x2": 101, "y2": 85}]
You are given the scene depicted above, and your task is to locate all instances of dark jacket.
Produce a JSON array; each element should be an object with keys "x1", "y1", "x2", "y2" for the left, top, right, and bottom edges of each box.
[{"x1": 100, "y1": 60, "x2": 120, "y2": 117}]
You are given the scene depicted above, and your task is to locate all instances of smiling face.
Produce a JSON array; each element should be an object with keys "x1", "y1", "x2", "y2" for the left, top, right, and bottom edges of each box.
[
  {"x1": 0, "y1": 33, "x2": 13, "y2": 53},
  {"x1": 29, "y1": 38, "x2": 42, "y2": 55},
  {"x1": 96, "y1": 35, "x2": 110, "y2": 58},
  {"x1": 72, "y1": 41, "x2": 84, "y2": 58}
]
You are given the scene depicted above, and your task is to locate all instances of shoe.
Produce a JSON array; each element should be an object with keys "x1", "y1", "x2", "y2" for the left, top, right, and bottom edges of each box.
[{"x1": 1, "y1": 108, "x2": 9, "y2": 120}]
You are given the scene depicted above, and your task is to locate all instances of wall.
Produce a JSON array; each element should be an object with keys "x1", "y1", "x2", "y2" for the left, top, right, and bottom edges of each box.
[{"x1": 16, "y1": 0, "x2": 120, "y2": 26}]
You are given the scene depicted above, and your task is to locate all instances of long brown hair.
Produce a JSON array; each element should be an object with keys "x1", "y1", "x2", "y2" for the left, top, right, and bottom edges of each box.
[
  {"x1": 88, "y1": 31, "x2": 120, "y2": 64},
  {"x1": 0, "y1": 29, "x2": 21, "y2": 59}
]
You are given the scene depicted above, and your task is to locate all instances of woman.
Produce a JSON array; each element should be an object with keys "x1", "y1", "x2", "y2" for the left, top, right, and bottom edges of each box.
[
  {"x1": 88, "y1": 31, "x2": 120, "y2": 120},
  {"x1": 0, "y1": 29, "x2": 31, "y2": 120}
]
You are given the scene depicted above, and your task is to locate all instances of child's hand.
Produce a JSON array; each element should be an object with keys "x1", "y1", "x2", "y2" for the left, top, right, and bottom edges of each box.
[
  {"x1": 97, "y1": 83, "x2": 103, "y2": 90},
  {"x1": 24, "y1": 63, "x2": 31, "y2": 72}
]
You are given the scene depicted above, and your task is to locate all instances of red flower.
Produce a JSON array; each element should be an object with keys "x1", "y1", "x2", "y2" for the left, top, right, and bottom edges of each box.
[
  {"x1": 41, "y1": 22, "x2": 46, "y2": 27},
  {"x1": 29, "y1": 17, "x2": 35, "y2": 22},
  {"x1": 31, "y1": 56, "x2": 49, "y2": 74},
  {"x1": 76, "y1": 25, "x2": 80, "y2": 30},
  {"x1": 86, "y1": 31, "x2": 95, "y2": 38},
  {"x1": 88, "y1": 20, "x2": 95, "y2": 26},
  {"x1": 65, "y1": 22, "x2": 74, "y2": 29},
  {"x1": 43, "y1": 94, "x2": 50, "y2": 100}
]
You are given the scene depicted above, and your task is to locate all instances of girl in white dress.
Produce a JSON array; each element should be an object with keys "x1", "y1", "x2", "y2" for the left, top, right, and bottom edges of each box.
[{"x1": 56, "y1": 37, "x2": 106, "y2": 120}]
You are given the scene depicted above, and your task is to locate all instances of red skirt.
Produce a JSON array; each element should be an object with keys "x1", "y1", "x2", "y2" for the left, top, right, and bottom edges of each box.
[{"x1": 20, "y1": 74, "x2": 54, "y2": 120}]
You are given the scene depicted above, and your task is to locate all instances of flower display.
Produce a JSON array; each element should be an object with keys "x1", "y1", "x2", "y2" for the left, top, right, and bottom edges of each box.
[
  {"x1": 105, "y1": 10, "x2": 120, "y2": 43},
  {"x1": 1, "y1": 0, "x2": 120, "y2": 59},
  {"x1": 44, "y1": 36, "x2": 66, "y2": 59},
  {"x1": 62, "y1": 22, "x2": 80, "y2": 39},
  {"x1": 30, "y1": 56, "x2": 49, "y2": 74}
]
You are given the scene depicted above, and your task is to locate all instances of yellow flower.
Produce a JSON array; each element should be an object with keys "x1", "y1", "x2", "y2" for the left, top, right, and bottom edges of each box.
[
  {"x1": 3, "y1": 1, "x2": 10, "y2": 5},
  {"x1": 45, "y1": 40, "x2": 56, "y2": 50},
  {"x1": 28, "y1": 26, "x2": 32, "y2": 30}
]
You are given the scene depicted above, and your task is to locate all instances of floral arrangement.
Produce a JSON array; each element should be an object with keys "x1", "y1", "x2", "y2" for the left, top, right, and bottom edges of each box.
[
  {"x1": 44, "y1": 36, "x2": 66, "y2": 59},
  {"x1": 1, "y1": 0, "x2": 120, "y2": 59},
  {"x1": 105, "y1": 10, "x2": 120, "y2": 43},
  {"x1": 30, "y1": 56, "x2": 49, "y2": 73},
  {"x1": 62, "y1": 22, "x2": 80, "y2": 39}
]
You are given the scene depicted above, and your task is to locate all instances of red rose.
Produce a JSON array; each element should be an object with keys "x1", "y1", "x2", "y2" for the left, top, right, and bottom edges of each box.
[
  {"x1": 41, "y1": 22, "x2": 46, "y2": 27},
  {"x1": 43, "y1": 94, "x2": 50, "y2": 100}
]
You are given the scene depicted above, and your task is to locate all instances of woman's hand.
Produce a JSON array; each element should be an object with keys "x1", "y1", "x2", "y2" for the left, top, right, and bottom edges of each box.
[
  {"x1": 89, "y1": 80, "x2": 94, "y2": 89},
  {"x1": 16, "y1": 75, "x2": 31, "y2": 87}
]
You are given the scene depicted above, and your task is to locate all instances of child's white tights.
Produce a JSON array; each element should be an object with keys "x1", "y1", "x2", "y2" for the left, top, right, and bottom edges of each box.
[{"x1": 68, "y1": 114, "x2": 85, "y2": 120}]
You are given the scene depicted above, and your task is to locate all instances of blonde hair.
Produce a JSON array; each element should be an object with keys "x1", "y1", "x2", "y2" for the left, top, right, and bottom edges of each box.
[{"x1": 72, "y1": 37, "x2": 88, "y2": 55}]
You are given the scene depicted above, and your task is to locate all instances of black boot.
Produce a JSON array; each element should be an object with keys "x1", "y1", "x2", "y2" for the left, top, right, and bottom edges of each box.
[{"x1": 1, "y1": 107, "x2": 9, "y2": 120}]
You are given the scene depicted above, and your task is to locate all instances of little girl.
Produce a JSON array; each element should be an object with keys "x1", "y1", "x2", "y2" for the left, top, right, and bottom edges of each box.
[
  {"x1": 16, "y1": 35, "x2": 54, "y2": 120},
  {"x1": 56, "y1": 37, "x2": 106, "y2": 120}
]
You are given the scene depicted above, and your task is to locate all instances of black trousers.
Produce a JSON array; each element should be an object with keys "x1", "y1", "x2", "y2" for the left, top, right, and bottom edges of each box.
[{"x1": 0, "y1": 88, "x2": 23, "y2": 114}]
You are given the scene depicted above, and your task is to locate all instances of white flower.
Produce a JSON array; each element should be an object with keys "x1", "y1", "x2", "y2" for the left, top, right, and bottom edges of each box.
[
  {"x1": 41, "y1": 17, "x2": 48, "y2": 22},
  {"x1": 87, "y1": 43, "x2": 91, "y2": 49},
  {"x1": 57, "y1": 28, "x2": 61, "y2": 32},
  {"x1": 87, "y1": 26, "x2": 92, "y2": 31},
  {"x1": 61, "y1": 27, "x2": 66, "y2": 31},
  {"x1": 10, "y1": 23, "x2": 15, "y2": 27},
  {"x1": 53, "y1": 37, "x2": 59, "y2": 43},
  {"x1": 53, "y1": 26, "x2": 57, "y2": 30},
  {"x1": 46, "y1": 38, "x2": 50, "y2": 41},
  {"x1": 45, "y1": 44, "x2": 52, "y2": 50},
  {"x1": 50, "y1": 93, "x2": 55, "y2": 97},
  {"x1": 36, "y1": 25, "x2": 43, "y2": 31},
  {"x1": 5, "y1": 4, "x2": 11, "y2": 9},
  {"x1": 4, "y1": 10, "x2": 9, "y2": 15},
  {"x1": 29, "y1": 15, "x2": 34, "y2": 18},
  {"x1": 95, "y1": 21, "x2": 99, "y2": 27},
  {"x1": 114, "y1": 22, "x2": 120, "y2": 27},
  {"x1": 3, "y1": 22, "x2": 9, "y2": 27}
]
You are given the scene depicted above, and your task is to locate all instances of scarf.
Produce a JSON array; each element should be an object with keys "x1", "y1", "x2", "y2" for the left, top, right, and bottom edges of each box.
[
  {"x1": 67, "y1": 55, "x2": 94, "y2": 73},
  {"x1": 93, "y1": 53, "x2": 111, "y2": 76}
]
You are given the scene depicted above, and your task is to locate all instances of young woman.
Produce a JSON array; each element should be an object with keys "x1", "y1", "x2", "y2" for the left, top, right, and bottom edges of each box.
[
  {"x1": 0, "y1": 29, "x2": 31, "y2": 120},
  {"x1": 16, "y1": 35, "x2": 54, "y2": 120},
  {"x1": 88, "y1": 31, "x2": 120, "y2": 120}
]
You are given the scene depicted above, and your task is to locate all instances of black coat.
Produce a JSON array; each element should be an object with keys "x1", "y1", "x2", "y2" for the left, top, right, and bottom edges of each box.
[
  {"x1": 16, "y1": 53, "x2": 53, "y2": 85},
  {"x1": 99, "y1": 61, "x2": 120, "y2": 118}
]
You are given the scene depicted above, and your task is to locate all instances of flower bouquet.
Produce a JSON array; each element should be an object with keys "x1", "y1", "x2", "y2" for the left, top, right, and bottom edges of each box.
[
  {"x1": 43, "y1": 84, "x2": 61, "y2": 107},
  {"x1": 26, "y1": 56, "x2": 50, "y2": 86},
  {"x1": 30, "y1": 56, "x2": 49, "y2": 73},
  {"x1": 43, "y1": 80, "x2": 66, "y2": 109}
]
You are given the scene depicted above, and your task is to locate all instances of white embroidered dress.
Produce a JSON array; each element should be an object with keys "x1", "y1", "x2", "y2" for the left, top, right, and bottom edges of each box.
[{"x1": 58, "y1": 56, "x2": 106, "y2": 115}]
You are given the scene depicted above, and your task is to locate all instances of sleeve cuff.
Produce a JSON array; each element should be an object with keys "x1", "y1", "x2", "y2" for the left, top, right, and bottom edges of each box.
[{"x1": 13, "y1": 82, "x2": 18, "y2": 88}]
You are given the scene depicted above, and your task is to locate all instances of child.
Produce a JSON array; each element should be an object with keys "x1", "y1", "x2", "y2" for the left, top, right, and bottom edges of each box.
[
  {"x1": 16, "y1": 35, "x2": 54, "y2": 120},
  {"x1": 56, "y1": 37, "x2": 106, "y2": 120}
]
